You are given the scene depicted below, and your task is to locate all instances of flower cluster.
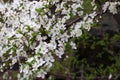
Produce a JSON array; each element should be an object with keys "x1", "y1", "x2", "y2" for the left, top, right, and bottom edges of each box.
[
  {"x1": 103, "y1": 1, "x2": 120, "y2": 14},
  {"x1": 0, "y1": 0, "x2": 119, "y2": 79}
]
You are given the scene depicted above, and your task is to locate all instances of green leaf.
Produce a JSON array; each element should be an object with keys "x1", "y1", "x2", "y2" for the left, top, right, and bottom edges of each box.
[
  {"x1": 0, "y1": 17, "x2": 4, "y2": 23},
  {"x1": 17, "y1": 30, "x2": 23, "y2": 34},
  {"x1": 36, "y1": 8, "x2": 44, "y2": 13},
  {"x1": 30, "y1": 32, "x2": 38, "y2": 44},
  {"x1": 60, "y1": 29, "x2": 64, "y2": 34},
  {"x1": 82, "y1": 0, "x2": 94, "y2": 14},
  {"x1": 25, "y1": 25, "x2": 32, "y2": 31}
]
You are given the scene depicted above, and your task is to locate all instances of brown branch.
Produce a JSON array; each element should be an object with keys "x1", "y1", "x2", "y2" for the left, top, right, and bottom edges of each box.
[{"x1": 65, "y1": 17, "x2": 83, "y2": 28}]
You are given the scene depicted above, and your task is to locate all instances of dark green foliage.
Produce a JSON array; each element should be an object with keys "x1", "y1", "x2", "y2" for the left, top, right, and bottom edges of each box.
[{"x1": 49, "y1": 27, "x2": 120, "y2": 80}]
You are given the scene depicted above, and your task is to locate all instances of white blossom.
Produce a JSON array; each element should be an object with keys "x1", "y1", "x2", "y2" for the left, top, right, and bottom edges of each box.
[
  {"x1": 0, "y1": 0, "x2": 119, "y2": 79},
  {"x1": 70, "y1": 41, "x2": 77, "y2": 49},
  {"x1": 37, "y1": 69, "x2": 47, "y2": 79},
  {"x1": 103, "y1": 2, "x2": 120, "y2": 14},
  {"x1": 109, "y1": 2, "x2": 118, "y2": 14}
]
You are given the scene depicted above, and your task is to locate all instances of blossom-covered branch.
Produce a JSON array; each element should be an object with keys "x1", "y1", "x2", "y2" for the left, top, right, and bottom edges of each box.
[{"x1": 0, "y1": 0, "x2": 119, "y2": 80}]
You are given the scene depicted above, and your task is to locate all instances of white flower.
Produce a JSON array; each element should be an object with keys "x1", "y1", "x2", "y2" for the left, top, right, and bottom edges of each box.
[
  {"x1": 55, "y1": 47, "x2": 64, "y2": 58},
  {"x1": 44, "y1": 53, "x2": 55, "y2": 62},
  {"x1": 37, "y1": 69, "x2": 47, "y2": 79},
  {"x1": 1, "y1": 0, "x2": 118, "y2": 80},
  {"x1": 103, "y1": 2, "x2": 120, "y2": 14},
  {"x1": 48, "y1": 39, "x2": 57, "y2": 50},
  {"x1": 89, "y1": 12, "x2": 97, "y2": 19},
  {"x1": 60, "y1": 32, "x2": 70, "y2": 42},
  {"x1": 109, "y1": 2, "x2": 117, "y2": 14},
  {"x1": 12, "y1": 57, "x2": 17, "y2": 65},
  {"x1": 15, "y1": 34, "x2": 23, "y2": 38},
  {"x1": 32, "y1": 58, "x2": 45, "y2": 71},
  {"x1": 103, "y1": 2, "x2": 110, "y2": 12},
  {"x1": 71, "y1": 28, "x2": 82, "y2": 37},
  {"x1": 70, "y1": 41, "x2": 77, "y2": 49},
  {"x1": 108, "y1": 74, "x2": 112, "y2": 80},
  {"x1": 27, "y1": 57, "x2": 34, "y2": 63},
  {"x1": 22, "y1": 65, "x2": 30, "y2": 74},
  {"x1": 83, "y1": 23, "x2": 91, "y2": 31}
]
